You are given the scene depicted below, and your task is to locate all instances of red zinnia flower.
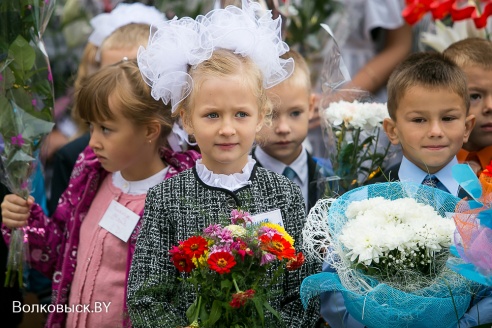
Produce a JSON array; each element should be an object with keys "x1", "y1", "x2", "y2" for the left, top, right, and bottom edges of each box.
[
  {"x1": 171, "y1": 252, "x2": 195, "y2": 273},
  {"x1": 207, "y1": 251, "x2": 236, "y2": 274},
  {"x1": 229, "y1": 289, "x2": 256, "y2": 309},
  {"x1": 182, "y1": 236, "x2": 208, "y2": 258},
  {"x1": 286, "y1": 252, "x2": 305, "y2": 271},
  {"x1": 259, "y1": 233, "x2": 296, "y2": 260}
]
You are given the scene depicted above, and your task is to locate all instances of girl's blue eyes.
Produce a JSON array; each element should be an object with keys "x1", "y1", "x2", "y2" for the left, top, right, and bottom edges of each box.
[{"x1": 206, "y1": 112, "x2": 249, "y2": 118}]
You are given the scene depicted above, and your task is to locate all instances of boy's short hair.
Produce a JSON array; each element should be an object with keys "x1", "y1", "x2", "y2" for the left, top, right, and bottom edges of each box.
[
  {"x1": 387, "y1": 52, "x2": 470, "y2": 120},
  {"x1": 280, "y1": 50, "x2": 311, "y2": 92},
  {"x1": 443, "y1": 37, "x2": 492, "y2": 69}
]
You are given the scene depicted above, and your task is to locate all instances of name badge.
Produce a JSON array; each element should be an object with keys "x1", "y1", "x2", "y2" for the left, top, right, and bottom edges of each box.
[
  {"x1": 99, "y1": 200, "x2": 140, "y2": 242},
  {"x1": 250, "y1": 209, "x2": 284, "y2": 227}
]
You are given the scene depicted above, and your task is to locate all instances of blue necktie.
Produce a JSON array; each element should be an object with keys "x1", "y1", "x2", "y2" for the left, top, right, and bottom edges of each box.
[
  {"x1": 282, "y1": 166, "x2": 297, "y2": 181},
  {"x1": 422, "y1": 175, "x2": 449, "y2": 193}
]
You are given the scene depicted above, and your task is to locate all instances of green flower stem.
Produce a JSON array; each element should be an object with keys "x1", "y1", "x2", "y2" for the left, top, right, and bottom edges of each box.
[{"x1": 233, "y1": 277, "x2": 241, "y2": 293}]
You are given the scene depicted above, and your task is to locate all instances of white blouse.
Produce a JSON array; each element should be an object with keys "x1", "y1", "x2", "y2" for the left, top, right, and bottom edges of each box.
[{"x1": 195, "y1": 157, "x2": 256, "y2": 191}]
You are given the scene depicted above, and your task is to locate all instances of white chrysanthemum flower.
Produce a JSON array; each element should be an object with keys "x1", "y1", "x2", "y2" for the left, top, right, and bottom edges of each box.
[
  {"x1": 341, "y1": 197, "x2": 453, "y2": 267},
  {"x1": 322, "y1": 100, "x2": 389, "y2": 131}
]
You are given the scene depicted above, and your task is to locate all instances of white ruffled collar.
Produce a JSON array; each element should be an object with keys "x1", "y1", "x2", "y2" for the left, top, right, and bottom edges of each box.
[{"x1": 195, "y1": 157, "x2": 256, "y2": 191}]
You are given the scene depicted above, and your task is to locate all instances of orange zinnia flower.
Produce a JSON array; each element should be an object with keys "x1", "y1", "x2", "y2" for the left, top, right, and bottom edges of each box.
[
  {"x1": 259, "y1": 234, "x2": 296, "y2": 260},
  {"x1": 208, "y1": 251, "x2": 236, "y2": 274},
  {"x1": 182, "y1": 236, "x2": 208, "y2": 258}
]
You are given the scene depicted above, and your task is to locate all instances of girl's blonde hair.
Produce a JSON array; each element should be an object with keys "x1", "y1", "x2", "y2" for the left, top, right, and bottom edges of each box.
[
  {"x1": 73, "y1": 23, "x2": 151, "y2": 135},
  {"x1": 178, "y1": 49, "x2": 272, "y2": 126},
  {"x1": 76, "y1": 59, "x2": 174, "y2": 147}
]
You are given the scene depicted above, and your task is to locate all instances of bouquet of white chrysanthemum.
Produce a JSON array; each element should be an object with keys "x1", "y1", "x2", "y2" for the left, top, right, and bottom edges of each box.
[
  {"x1": 301, "y1": 182, "x2": 478, "y2": 328},
  {"x1": 322, "y1": 100, "x2": 390, "y2": 194},
  {"x1": 341, "y1": 197, "x2": 455, "y2": 289}
]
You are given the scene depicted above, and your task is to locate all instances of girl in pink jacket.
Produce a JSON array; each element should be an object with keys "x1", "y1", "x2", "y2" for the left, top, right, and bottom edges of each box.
[{"x1": 1, "y1": 59, "x2": 200, "y2": 327}]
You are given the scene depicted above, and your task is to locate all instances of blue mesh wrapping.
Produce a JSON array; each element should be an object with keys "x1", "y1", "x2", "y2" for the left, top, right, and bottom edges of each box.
[{"x1": 301, "y1": 182, "x2": 475, "y2": 328}]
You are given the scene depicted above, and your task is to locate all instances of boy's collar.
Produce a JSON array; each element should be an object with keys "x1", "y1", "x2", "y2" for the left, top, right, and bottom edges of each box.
[
  {"x1": 254, "y1": 146, "x2": 308, "y2": 185},
  {"x1": 399, "y1": 156, "x2": 459, "y2": 196}
]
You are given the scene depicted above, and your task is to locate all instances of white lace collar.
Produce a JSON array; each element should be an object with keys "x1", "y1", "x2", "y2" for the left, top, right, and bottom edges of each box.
[
  {"x1": 112, "y1": 167, "x2": 169, "y2": 195},
  {"x1": 195, "y1": 157, "x2": 256, "y2": 191}
]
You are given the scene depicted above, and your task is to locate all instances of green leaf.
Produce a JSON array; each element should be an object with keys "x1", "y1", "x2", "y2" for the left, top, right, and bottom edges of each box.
[
  {"x1": 263, "y1": 301, "x2": 281, "y2": 322},
  {"x1": 0, "y1": 62, "x2": 15, "y2": 90},
  {"x1": 252, "y1": 298, "x2": 264, "y2": 326},
  {"x1": 8, "y1": 35, "x2": 35, "y2": 78},
  {"x1": 199, "y1": 301, "x2": 209, "y2": 323},
  {"x1": 9, "y1": 87, "x2": 31, "y2": 112},
  {"x1": 202, "y1": 300, "x2": 222, "y2": 327},
  {"x1": 186, "y1": 299, "x2": 198, "y2": 323},
  {"x1": 220, "y1": 279, "x2": 232, "y2": 291}
]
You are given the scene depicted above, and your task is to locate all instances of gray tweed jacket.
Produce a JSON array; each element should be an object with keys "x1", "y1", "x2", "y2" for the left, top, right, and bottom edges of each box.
[{"x1": 127, "y1": 165, "x2": 320, "y2": 327}]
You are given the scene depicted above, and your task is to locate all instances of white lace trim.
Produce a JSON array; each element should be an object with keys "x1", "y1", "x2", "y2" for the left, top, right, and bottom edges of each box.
[{"x1": 195, "y1": 157, "x2": 256, "y2": 191}]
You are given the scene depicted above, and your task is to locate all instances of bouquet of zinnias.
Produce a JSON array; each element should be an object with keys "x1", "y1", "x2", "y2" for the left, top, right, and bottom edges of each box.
[
  {"x1": 170, "y1": 210, "x2": 305, "y2": 328},
  {"x1": 322, "y1": 100, "x2": 390, "y2": 194},
  {"x1": 447, "y1": 163, "x2": 492, "y2": 286},
  {"x1": 301, "y1": 182, "x2": 476, "y2": 328}
]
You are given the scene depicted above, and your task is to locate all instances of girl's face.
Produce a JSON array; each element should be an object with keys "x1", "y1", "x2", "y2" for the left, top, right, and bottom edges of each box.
[
  {"x1": 184, "y1": 74, "x2": 264, "y2": 174},
  {"x1": 88, "y1": 94, "x2": 159, "y2": 180}
]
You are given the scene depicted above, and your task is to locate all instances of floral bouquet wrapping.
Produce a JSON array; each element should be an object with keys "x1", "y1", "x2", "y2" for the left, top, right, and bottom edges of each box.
[
  {"x1": 321, "y1": 100, "x2": 390, "y2": 194},
  {"x1": 301, "y1": 182, "x2": 477, "y2": 328},
  {"x1": 169, "y1": 210, "x2": 305, "y2": 328},
  {"x1": 0, "y1": 0, "x2": 55, "y2": 287},
  {"x1": 447, "y1": 163, "x2": 492, "y2": 286},
  {"x1": 402, "y1": 0, "x2": 492, "y2": 52}
]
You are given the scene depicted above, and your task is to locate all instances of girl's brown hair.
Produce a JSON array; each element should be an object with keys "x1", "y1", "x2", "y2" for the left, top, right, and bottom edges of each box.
[{"x1": 76, "y1": 59, "x2": 174, "y2": 147}]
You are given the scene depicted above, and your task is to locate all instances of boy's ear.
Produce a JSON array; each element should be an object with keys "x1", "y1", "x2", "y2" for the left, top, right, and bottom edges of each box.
[
  {"x1": 383, "y1": 117, "x2": 400, "y2": 145},
  {"x1": 181, "y1": 109, "x2": 194, "y2": 135},
  {"x1": 308, "y1": 93, "x2": 317, "y2": 120},
  {"x1": 463, "y1": 114, "x2": 476, "y2": 143}
]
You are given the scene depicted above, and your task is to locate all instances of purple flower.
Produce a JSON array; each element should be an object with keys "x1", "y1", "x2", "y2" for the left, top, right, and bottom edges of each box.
[
  {"x1": 217, "y1": 228, "x2": 233, "y2": 244},
  {"x1": 32, "y1": 98, "x2": 37, "y2": 107},
  {"x1": 258, "y1": 226, "x2": 279, "y2": 238},
  {"x1": 203, "y1": 224, "x2": 223, "y2": 238},
  {"x1": 11, "y1": 134, "x2": 24, "y2": 147},
  {"x1": 230, "y1": 209, "x2": 252, "y2": 226},
  {"x1": 48, "y1": 70, "x2": 53, "y2": 82},
  {"x1": 209, "y1": 244, "x2": 232, "y2": 254},
  {"x1": 260, "y1": 252, "x2": 276, "y2": 266}
]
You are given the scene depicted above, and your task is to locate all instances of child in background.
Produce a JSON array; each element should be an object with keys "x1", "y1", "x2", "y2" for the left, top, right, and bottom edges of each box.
[
  {"x1": 443, "y1": 38, "x2": 492, "y2": 176},
  {"x1": 1, "y1": 60, "x2": 200, "y2": 327},
  {"x1": 48, "y1": 12, "x2": 164, "y2": 215},
  {"x1": 254, "y1": 49, "x2": 329, "y2": 213},
  {"x1": 321, "y1": 52, "x2": 492, "y2": 328},
  {"x1": 127, "y1": 3, "x2": 319, "y2": 327}
]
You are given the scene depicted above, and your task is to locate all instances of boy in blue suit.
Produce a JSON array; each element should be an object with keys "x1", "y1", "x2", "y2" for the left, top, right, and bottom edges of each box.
[{"x1": 321, "y1": 52, "x2": 492, "y2": 327}]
